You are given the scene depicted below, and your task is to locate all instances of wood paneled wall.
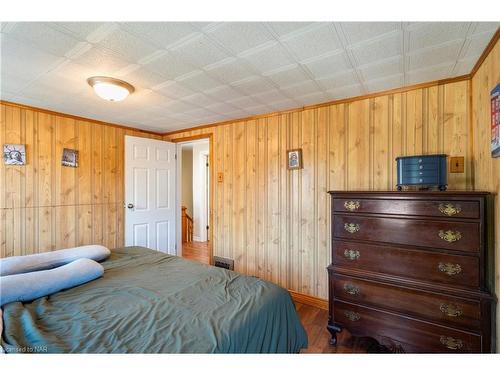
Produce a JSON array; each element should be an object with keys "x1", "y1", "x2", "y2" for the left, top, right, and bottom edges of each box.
[
  {"x1": 0, "y1": 103, "x2": 161, "y2": 258},
  {"x1": 471, "y1": 37, "x2": 500, "y2": 350},
  {"x1": 166, "y1": 80, "x2": 472, "y2": 299}
]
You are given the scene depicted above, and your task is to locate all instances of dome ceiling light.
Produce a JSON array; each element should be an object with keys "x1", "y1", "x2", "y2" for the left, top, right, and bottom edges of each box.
[{"x1": 87, "y1": 76, "x2": 135, "y2": 102}]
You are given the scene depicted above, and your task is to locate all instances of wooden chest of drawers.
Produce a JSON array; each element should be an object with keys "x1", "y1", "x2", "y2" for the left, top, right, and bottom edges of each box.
[{"x1": 327, "y1": 191, "x2": 495, "y2": 353}]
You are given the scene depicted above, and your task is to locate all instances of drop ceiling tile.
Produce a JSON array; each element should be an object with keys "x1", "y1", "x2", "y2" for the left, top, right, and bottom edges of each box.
[
  {"x1": 226, "y1": 95, "x2": 262, "y2": 109},
  {"x1": 152, "y1": 80, "x2": 194, "y2": 99},
  {"x1": 231, "y1": 76, "x2": 276, "y2": 95},
  {"x1": 408, "y1": 22, "x2": 469, "y2": 51},
  {"x1": 5, "y1": 22, "x2": 81, "y2": 57},
  {"x1": 51, "y1": 22, "x2": 108, "y2": 41},
  {"x1": 407, "y1": 63, "x2": 454, "y2": 84},
  {"x1": 184, "y1": 107, "x2": 218, "y2": 119},
  {"x1": 168, "y1": 112, "x2": 197, "y2": 122},
  {"x1": 295, "y1": 91, "x2": 329, "y2": 106},
  {"x1": 240, "y1": 42, "x2": 295, "y2": 74},
  {"x1": 206, "y1": 23, "x2": 276, "y2": 55},
  {"x1": 470, "y1": 22, "x2": 499, "y2": 35},
  {"x1": 452, "y1": 57, "x2": 477, "y2": 76},
  {"x1": 20, "y1": 81, "x2": 80, "y2": 102},
  {"x1": 264, "y1": 64, "x2": 311, "y2": 87},
  {"x1": 358, "y1": 56, "x2": 402, "y2": 81},
  {"x1": 204, "y1": 102, "x2": 240, "y2": 114},
  {"x1": 281, "y1": 23, "x2": 342, "y2": 62},
  {"x1": 116, "y1": 66, "x2": 167, "y2": 90},
  {"x1": 204, "y1": 57, "x2": 254, "y2": 84},
  {"x1": 408, "y1": 40, "x2": 462, "y2": 70},
  {"x1": 243, "y1": 104, "x2": 273, "y2": 116},
  {"x1": 267, "y1": 98, "x2": 299, "y2": 111},
  {"x1": 316, "y1": 70, "x2": 359, "y2": 91},
  {"x1": 340, "y1": 22, "x2": 401, "y2": 45},
  {"x1": 182, "y1": 93, "x2": 218, "y2": 107},
  {"x1": 1, "y1": 73, "x2": 33, "y2": 94},
  {"x1": 204, "y1": 85, "x2": 244, "y2": 102},
  {"x1": 301, "y1": 51, "x2": 352, "y2": 79},
  {"x1": 1, "y1": 34, "x2": 65, "y2": 82},
  {"x1": 70, "y1": 45, "x2": 132, "y2": 74},
  {"x1": 171, "y1": 34, "x2": 230, "y2": 68},
  {"x1": 120, "y1": 22, "x2": 200, "y2": 49},
  {"x1": 250, "y1": 89, "x2": 290, "y2": 104},
  {"x1": 462, "y1": 31, "x2": 496, "y2": 58},
  {"x1": 281, "y1": 80, "x2": 320, "y2": 98},
  {"x1": 96, "y1": 27, "x2": 160, "y2": 63},
  {"x1": 351, "y1": 31, "x2": 403, "y2": 66},
  {"x1": 325, "y1": 83, "x2": 364, "y2": 99},
  {"x1": 142, "y1": 52, "x2": 198, "y2": 80},
  {"x1": 1, "y1": 22, "x2": 17, "y2": 32},
  {"x1": 177, "y1": 71, "x2": 224, "y2": 92},
  {"x1": 364, "y1": 74, "x2": 403, "y2": 92},
  {"x1": 267, "y1": 22, "x2": 316, "y2": 38}
]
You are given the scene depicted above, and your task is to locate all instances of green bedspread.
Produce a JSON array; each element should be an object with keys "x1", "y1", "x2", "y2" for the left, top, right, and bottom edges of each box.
[{"x1": 1, "y1": 247, "x2": 308, "y2": 353}]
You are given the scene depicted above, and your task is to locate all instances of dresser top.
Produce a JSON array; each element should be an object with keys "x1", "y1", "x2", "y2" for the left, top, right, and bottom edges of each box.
[{"x1": 328, "y1": 191, "x2": 491, "y2": 197}]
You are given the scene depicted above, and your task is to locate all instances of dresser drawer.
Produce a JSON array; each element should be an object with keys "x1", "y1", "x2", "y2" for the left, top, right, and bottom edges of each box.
[
  {"x1": 333, "y1": 198, "x2": 479, "y2": 219},
  {"x1": 332, "y1": 274, "x2": 481, "y2": 330},
  {"x1": 334, "y1": 301, "x2": 482, "y2": 353},
  {"x1": 333, "y1": 215, "x2": 480, "y2": 252},
  {"x1": 332, "y1": 240, "x2": 480, "y2": 288},
  {"x1": 403, "y1": 163, "x2": 439, "y2": 172}
]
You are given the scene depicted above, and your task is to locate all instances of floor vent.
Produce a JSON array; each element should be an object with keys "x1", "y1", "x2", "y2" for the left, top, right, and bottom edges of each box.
[{"x1": 213, "y1": 256, "x2": 234, "y2": 270}]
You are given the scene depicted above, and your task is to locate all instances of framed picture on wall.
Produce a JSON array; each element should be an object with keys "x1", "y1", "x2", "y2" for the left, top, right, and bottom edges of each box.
[
  {"x1": 61, "y1": 148, "x2": 79, "y2": 167},
  {"x1": 287, "y1": 148, "x2": 303, "y2": 170},
  {"x1": 491, "y1": 83, "x2": 500, "y2": 158},
  {"x1": 3, "y1": 144, "x2": 26, "y2": 165}
]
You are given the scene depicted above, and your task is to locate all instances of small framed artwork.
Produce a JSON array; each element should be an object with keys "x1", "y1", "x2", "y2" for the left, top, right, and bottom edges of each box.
[
  {"x1": 287, "y1": 148, "x2": 303, "y2": 170},
  {"x1": 3, "y1": 144, "x2": 26, "y2": 165},
  {"x1": 61, "y1": 148, "x2": 79, "y2": 168},
  {"x1": 491, "y1": 83, "x2": 500, "y2": 158}
]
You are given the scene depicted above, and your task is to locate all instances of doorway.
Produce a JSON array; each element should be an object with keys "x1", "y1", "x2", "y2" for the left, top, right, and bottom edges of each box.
[{"x1": 175, "y1": 135, "x2": 212, "y2": 264}]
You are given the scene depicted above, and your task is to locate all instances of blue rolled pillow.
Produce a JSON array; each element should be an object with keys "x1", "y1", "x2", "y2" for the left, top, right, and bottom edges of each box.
[
  {"x1": 0, "y1": 258, "x2": 104, "y2": 306},
  {"x1": 0, "y1": 245, "x2": 110, "y2": 276}
]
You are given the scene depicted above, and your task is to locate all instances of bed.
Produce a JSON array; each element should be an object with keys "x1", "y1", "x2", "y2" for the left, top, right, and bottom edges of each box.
[{"x1": 1, "y1": 246, "x2": 308, "y2": 353}]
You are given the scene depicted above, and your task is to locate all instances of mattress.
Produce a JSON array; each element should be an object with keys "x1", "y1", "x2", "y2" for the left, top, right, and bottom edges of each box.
[{"x1": 1, "y1": 246, "x2": 308, "y2": 353}]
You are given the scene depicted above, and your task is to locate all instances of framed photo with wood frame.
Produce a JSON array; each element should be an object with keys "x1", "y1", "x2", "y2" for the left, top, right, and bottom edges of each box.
[{"x1": 287, "y1": 148, "x2": 303, "y2": 170}]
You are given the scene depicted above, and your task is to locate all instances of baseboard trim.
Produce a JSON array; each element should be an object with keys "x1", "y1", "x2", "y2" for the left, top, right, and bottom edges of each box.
[{"x1": 288, "y1": 290, "x2": 328, "y2": 310}]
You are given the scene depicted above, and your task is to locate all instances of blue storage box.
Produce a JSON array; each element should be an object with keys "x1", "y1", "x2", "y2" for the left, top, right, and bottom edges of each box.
[{"x1": 396, "y1": 154, "x2": 447, "y2": 191}]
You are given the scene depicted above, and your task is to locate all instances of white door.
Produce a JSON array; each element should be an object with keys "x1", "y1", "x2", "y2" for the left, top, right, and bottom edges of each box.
[{"x1": 125, "y1": 136, "x2": 176, "y2": 254}]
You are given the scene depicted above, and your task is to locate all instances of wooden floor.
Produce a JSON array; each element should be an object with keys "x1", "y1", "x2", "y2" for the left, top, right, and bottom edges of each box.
[
  {"x1": 182, "y1": 241, "x2": 368, "y2": 353},
  {"x1": 182, "y1": 241, "x2": 210, "y2": 264},
  {"x1": 296, "y1": 303, "x2": 371, "y2": 353}
]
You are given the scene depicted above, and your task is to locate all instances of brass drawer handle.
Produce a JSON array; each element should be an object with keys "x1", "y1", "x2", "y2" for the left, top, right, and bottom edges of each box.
[
  {"x1": 440, "y1": 336, "x2": 463, "y2": 350},
  {"x1": 344, "y1": 311, "x2": 360, "y2": 322},
  {"x1": 438, "y1": 262, "x2": 462, "y2": 276},
  {"x1": 344, "y1": 200, "x2": 360, "y2": 211},
  {"x1": 343, "y1": 284, "x2": 360, "y2": 296},
  {"x1": 344, "y1": 223, "x2": 360, "y2": 233},
  {"x1": 438, "y1": 230, "x2": 462, "y2": 243},
  {"x1": 343, "y1": 249, "x2": 360, "y2": 260},
  {"x1": 438, "y1": 203, "x2": 462, "y2": 216},
  {"x1": 440, "y1": 303, "x2": 463, "y2": 317}
]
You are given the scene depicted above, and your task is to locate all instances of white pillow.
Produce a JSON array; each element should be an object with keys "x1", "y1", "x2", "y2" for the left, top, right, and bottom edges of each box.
[{"x1": 0, "y1": 245, "x2": 110, "y2": 276}]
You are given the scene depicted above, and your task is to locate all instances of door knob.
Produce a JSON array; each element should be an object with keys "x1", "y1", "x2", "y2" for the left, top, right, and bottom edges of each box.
[{"x1": 127, "y1": 203, "x2": 134, "y2": 209}]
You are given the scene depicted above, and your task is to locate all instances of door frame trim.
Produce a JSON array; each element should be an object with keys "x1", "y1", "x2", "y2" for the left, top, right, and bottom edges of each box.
[{"x1": 172, "y1": 133, "x2": 214, "y2": 264}]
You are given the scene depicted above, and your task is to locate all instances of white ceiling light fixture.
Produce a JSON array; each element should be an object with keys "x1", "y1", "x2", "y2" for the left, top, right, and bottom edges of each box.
[{"x1": 87, "y1": 76, "x2": 135, "y2": 102}]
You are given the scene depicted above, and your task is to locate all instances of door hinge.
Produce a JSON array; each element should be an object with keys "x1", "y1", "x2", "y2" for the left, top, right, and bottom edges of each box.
[
  {"x1": 206, "y1": 162, "x2": 209, "y2": 167},
  {"x1": 206, "y1": 225, "x2": 209, "y2": 230},
  {"x1": 175, "y1": 154, "x2": 177, "y2": 160}
]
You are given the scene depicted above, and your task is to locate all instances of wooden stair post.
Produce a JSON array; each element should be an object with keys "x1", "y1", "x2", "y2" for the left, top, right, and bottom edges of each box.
[{"x1": 182, "y1": 206, "x2": 193, "y2": 243}]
